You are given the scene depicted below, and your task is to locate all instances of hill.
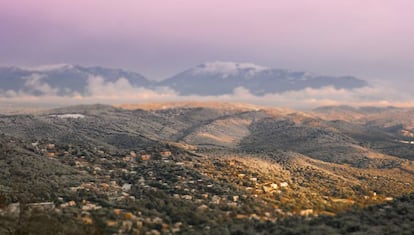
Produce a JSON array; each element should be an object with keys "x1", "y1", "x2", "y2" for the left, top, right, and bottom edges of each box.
[{"x1": 0, "y1": 103, "x2": 413, "y2": 234}]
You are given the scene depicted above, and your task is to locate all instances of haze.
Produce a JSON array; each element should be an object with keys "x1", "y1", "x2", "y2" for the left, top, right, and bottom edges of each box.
[{"x1": 1, "y1": 0, "x2": 414, "y2": 109}]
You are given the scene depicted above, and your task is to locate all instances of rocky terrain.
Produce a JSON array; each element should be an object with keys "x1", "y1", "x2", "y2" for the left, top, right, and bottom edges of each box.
[{"x1": 0, "y1": 102, "x2": 413, "y2": 234}]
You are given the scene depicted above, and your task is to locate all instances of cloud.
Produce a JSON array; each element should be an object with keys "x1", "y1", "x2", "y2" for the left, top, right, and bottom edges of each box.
[
  {"x1": 23, "y1": 73, "x2": 59, "y2": 95},
  {"x1": 0, "y1": 75, "x2": 414, "y2": 111},
  {"x1": 85, "y1": 76, "x2": 177, "y2": 100}
]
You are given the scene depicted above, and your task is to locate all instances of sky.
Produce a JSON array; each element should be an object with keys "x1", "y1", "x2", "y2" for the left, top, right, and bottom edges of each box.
[
  {"x1": 0, "y1": 0, "x2": 414, "y2": 111},
  {"x1": 1, "y1": 0, "x2": 413, "y2": 85}
]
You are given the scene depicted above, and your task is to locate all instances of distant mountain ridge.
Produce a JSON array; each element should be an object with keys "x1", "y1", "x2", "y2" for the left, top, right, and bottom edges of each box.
[
  {"x1": 0, "y1": 62, "x2": 368, "y2": 96},
  {"x1": 0, "y1": 64, "x2": 151, "y2": 96},
  {"x1": 161, "y1": 62, "x2": 368, "y2": 95}
]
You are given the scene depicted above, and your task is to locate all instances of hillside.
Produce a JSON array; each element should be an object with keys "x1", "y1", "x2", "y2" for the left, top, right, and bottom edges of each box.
[{"x1": 0, "y1": 103, "x2": 413, "y2": 234}]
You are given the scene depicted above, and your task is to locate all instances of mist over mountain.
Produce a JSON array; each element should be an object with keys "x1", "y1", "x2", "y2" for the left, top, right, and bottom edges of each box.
[
  {"x1": 0, "y1": 62, "x2": 368, "y2": 97},
  {"x1": 0, "y1": 64, "x2": 151, "y2": 96},
  {"x1": 161, "y1": 62, "x2": 368, "y2": 96}
]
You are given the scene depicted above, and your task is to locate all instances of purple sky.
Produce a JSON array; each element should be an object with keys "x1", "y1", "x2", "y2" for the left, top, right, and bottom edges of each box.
[{"x1": 1, "y1": 0, "x2": 413, "y2": 87}]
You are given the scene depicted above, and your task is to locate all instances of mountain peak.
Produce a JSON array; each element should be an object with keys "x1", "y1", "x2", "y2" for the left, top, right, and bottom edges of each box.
[
  {"x1": 192, "y1": 61, "x2": 269, "y2": 76},
  {"x1": 20, "y1": 64, "x2": 75, "y2": 72},
  {"x1": 159, "y1": 61, "x2": 368, "y2": 96}
]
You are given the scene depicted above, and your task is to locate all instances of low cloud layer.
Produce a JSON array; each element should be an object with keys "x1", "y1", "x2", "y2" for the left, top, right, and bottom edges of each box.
[{"x1": 1, "y1": 76, "x2": 414, "y2": 110}]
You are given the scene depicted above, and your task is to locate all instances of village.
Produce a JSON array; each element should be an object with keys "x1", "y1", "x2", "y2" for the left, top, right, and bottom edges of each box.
[{"x1": 0, "y1": 138, "x2": 395, "y2": 234}]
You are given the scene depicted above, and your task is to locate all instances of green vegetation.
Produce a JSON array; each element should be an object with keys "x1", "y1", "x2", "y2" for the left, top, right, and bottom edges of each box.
[{"x1": 0, "y1": 104, "x2": 413, "y2": 234}]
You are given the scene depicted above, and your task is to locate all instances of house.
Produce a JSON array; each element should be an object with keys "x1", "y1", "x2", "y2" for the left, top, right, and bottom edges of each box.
[
  {"x1": 27, "y1": 202, "x2": 55, "y2": 211},
  {"x1": 130, "y1": 151, "x2": 137, "y2": 158},
  {"x1": 70, "y1": 186, "x2": 82, "y2": 192},
  {"x1": 123, "y1": 156, "x2": 132, "y2": 162},
  {"x1": 236, "y1": 214, "x2": 247, "y2": 219},
  {"x1": 122, "y1": 183, "x2": 132, "y2": 192},
  {"x1": 106, "y1": 220, "x2": 118, "y2": 227},
  {"x1": 101, "y1": 183, "x2": 110, "y2": 190},
  {"x1": 280, "y1": 182, "x2": 288, "y2": 187},
  {"x1": 60, "y1": 200, "x2": 76, "y2": 208},
  {"x1": 47, "y1": 152, "x2": 56, "y2": 157},
  {"x1": 227, "y1": 202, "x2": 238, "y2": 207},
  {"x1": 299, "y1": 209, "x2": 314, "y2": 216},
  {"x1": 121, "y1": 221, "x2": 133, "y2": 233},
  {"x1": 197, "y1": 204, "x2": 208, "y2": 211},
  {"x1": 124, "y1": 212, "x2": 136, "y2": 220},
  {"x1": 262, "y1": 185, "x2": 273, "y2": 193},
  {"x1": 211, "y1": 195, "x2": 221, "y2": 204},
  {"x1": 160, "y1": 150, "x2": 172, "y2": 157},
  {"x1": 82, "y1": 216, "x2": 93, "y2": 225},
  {"x1": 141, "y1": 154, "x2": 151, "y2": 161},
  {"x1": 82, "y1": 203, "x2": 102, "y2": 211},
  {"x1": 113, "y1": 209, "x2": 123, "y2": 215}
]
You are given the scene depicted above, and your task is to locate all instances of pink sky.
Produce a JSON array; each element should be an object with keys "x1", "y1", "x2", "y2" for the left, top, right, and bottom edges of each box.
[{"x1": 1, "y1": 0, "x2": 413, "y2": 86}]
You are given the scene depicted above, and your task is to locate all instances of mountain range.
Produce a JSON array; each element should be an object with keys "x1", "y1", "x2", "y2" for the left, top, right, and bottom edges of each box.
[
  {"x1": 0, "y1": 64, "x2": 150, "y2": 96},
  {"x1": 0, "y1": 62, "x2": 368, "y2": 97}
]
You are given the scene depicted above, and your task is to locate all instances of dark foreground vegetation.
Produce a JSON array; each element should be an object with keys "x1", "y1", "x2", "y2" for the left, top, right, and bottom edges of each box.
[{"x1": 1, "y1": 193, "x2": 413, "y2": 235}]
